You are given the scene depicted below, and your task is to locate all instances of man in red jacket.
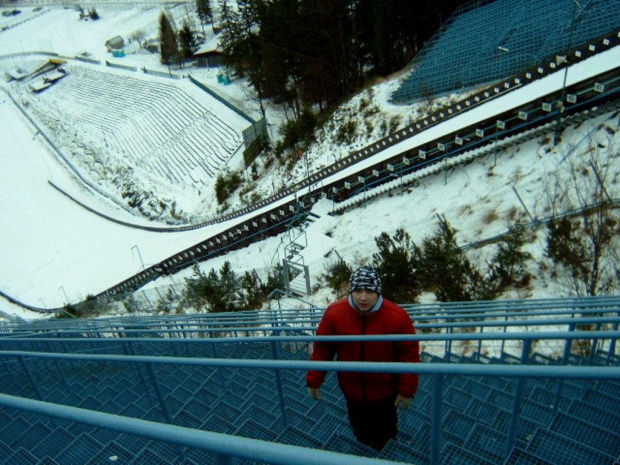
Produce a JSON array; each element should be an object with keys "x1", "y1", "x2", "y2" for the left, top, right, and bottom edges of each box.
[{"x1": 306, "y1": 266, "x2": 420, "y2": 451}]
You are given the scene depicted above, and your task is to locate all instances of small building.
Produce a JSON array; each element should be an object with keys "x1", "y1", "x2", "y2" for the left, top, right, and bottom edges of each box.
[
  {"x1": 105, "y1": 36, "x2": 124, "y2": 52},
  {"x1": 193, "y1": 34, "x2": 222, "y2": 68}
]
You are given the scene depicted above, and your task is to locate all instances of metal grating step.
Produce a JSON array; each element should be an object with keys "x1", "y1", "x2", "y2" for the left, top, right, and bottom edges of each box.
[
  {"x1": 490, "y1": 408, "x2": 541, "y2": 445},
  {"x1": 323, "y1": 432, "x2": 377, "y2": 458},
  {"x1": 580, "y1": 388, "x2": 619, "y2": 415},
  {"x1": 443, "y1": 385, "x2": 474, "y2": 410},
  {"x1": 127, "y1": 448, "x2": 171, "y2": 465},
  {"x1": 549, "y1": 411, "x2": 620, "y2": 457},
  {"x1": 464, "y1": 423, "x2": 508, "y2": 463},
  {"x1": 308, "y1": 411, "x2": 350, "y2": 444},
  {"x1": 440, "y1": 442, "x2": 496, "y2": 465},
  {"x1": 503, "y1": 447, "x2": 553, "y2": 465},
  {"x1": 443, "y1": 410, "x2": 478, "y2": 443},
  {"x1": 201, "y1": 413, "x2": 236, "y2": 435},
  {"x1": 235, "y1": 418, "x2": 279, "y2": 442},
  {"x1": 54, "y1": 432, "x2": 104, "y2": 464},
  {"x1": 460, "y1": 378, "x2": 491, "y2": 401},
  {"x1": 275, "y1": 425, "x2": 323, "y2": 449},
  {"x1": 526, "y1": 427, "x2": 616, "y2": 465},
  {"x1": 378, "y1": 438, "x2": 427, "y2": 464},
  {"x1": 592, "y1": 379, "x2": 620, "y2": 398},
  {"x1": 566, "y1": 398, "x2": 620, "y2": 431},
  {"x1": 207, "y1": 399, "x2": 241, "y2": 424},
  {"x1": 464, "y1": 397, "x2": 496, "y2": 426},
  {"x1": 84, "y1": 441, "x2": 135, "y2": 465},
  {"x1": 0, "y1": 417, "x2": 31, "y2": 446},
  {"x1": 3, "y1": 447, "x2": 39, "y2": 465},
  {"x1": 9, "y1": 421, "x2": 52, "y2": 452}
]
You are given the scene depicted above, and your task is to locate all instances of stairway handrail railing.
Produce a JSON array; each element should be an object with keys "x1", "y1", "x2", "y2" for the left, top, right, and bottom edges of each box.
[
  {"x1": 0, "y1": 392, "x2": 394, "y2": 465},
  {"x1": 1, "y1": 332, "x2": 619, "y2": 464},
  {"x1": 2, "y1": 312, "x2": 619, "y2": 340}
]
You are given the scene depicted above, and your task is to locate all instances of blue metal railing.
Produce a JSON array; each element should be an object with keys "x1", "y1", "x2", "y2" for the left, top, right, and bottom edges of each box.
[
  {"x1": 1, "y1": 328, "x2": 619, "y2": 464},
  {"x1": 2, "y1": 296, "x2": 619, "y2": 463},
  {"x1": 0, "y1": 392, "x2": 402, "y2": 465}
]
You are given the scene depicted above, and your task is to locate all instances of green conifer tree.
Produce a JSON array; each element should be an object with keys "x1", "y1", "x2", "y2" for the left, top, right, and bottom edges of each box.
[
  {"x1": 159, "y1": 12, "x2": 179, "y2": 66},
  {"x1": 195, "y1": 0, "x2": 212, "y2": 36},
  {"x1": 178, "y1": 20, "x2": 198, "y2": 61}
]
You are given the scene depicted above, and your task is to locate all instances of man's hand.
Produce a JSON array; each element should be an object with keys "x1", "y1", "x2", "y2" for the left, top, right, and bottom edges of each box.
[
  {"x1": 394, "y1": 394, "x2": 412, "y2": 411},
  {"x1": 308, "y1": 387, "x2": 321, "y2": 400}
]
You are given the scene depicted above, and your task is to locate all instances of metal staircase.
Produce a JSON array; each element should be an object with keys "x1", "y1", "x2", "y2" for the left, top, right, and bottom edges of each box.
[{"x1": 274, "y1": 210, "x2": 319, "y2": 297}]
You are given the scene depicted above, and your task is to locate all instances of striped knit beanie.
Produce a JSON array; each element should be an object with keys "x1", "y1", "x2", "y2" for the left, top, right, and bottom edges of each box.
[{"x1": 349, "y1": 266, "x2": 382, "y2": 295}]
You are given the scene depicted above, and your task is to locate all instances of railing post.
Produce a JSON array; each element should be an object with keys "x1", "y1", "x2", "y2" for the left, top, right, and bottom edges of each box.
[
  {"x1": 144, "y1": 361, "x2": 186, "y2": 462},
  {"x1": 212, "y1": 343, "x2": 227, "y2": 389},
  {"x1": 553, "y1": 323, "x2": 576, "y2": 414},
  {"x1": 607, "y1": 320, "x2": 619, "y2": 366},
  {"x1": 1, "y1": 355, "x2": 16, "y2": 384},
  {"x1": 501, "y1": 314, "x2": 508, "y2": 356},
  {"x1": 18, "y1": 355, "x2": 44, "y2": 401},
  {"x1": 46, "y1": 341, "x2": 70, "y2": 392},
  {"x1": 123, "y1": 341, "x2": 155, "y2": 407},
  {"x1": 270, "y1": 340, "x2": 289, "y2": 428},
  {"x1": 506, "y1": 338, "x2": 531, "y2": 457},
  {"x1": 589, "y1": 321, "x2": 601, "y2": 366},
  {"x1": 430, "y1": 374, "x2": 444, "y2": 465}
]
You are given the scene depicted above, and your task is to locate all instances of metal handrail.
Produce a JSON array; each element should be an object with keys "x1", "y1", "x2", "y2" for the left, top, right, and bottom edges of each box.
[
  {"x1": 0, "y1": 392, "x2": 399, "y2": 465},
  {"x1": 2, "y1": 327, "x2": 620, "y2": 345},
  {"x1": 2, "y1": 314, "x2": 618, "y2": 342},
  {"x1": 2, "y1": 328, "x2": 618, "y2": 464}
]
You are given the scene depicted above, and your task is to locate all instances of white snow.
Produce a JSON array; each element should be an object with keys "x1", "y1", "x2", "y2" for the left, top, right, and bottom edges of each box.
[{"x1": 0, "y1": 5, "x2": 618, "y2": 319}]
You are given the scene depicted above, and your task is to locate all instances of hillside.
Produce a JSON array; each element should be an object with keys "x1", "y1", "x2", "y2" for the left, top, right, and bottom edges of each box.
[{"x1": 0, "y1": 3, "x2": 619, "y2": 318}]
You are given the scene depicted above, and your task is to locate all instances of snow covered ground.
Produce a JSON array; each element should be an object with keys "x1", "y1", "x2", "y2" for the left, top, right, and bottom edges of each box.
[{"x1": 0, "y1": 4, "x2": 618, "y2": 320}]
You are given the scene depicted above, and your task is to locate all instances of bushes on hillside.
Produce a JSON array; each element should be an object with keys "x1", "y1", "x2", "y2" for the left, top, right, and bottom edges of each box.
[
  {"x1": 323, "y1": 216, "x2": 533, "y2": 303},
  {"x1": 181, "y1": 262, "x2": 275, "y2": 312},
  {"x1": 372, "y1": 229, "x2": 420, "y2": 303},
  {"x1": 215, "y1": 171, "x2": 243, "y2": 205},
  {"x1": 321, "y1": 257, "x2": 352, "y2": 297}
]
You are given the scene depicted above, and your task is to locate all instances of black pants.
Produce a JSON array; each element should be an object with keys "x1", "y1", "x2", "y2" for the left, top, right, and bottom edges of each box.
[{"x1": 345, "y1": 395, "x2": 398, "y2": 451}]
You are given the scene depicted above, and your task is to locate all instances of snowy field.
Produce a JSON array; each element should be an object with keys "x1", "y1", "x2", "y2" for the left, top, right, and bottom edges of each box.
[{"x1": 0, "y1": 4, "x2": 619, "y2": 319}]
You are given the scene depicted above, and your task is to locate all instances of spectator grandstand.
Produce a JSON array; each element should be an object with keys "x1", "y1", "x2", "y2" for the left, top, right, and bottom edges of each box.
[
  {"x1": 392, "y1": 0, "x2": 620, "y2": 104},
  {"x1": 23, "y1": 62, "x2": 246, "y2": 189}
]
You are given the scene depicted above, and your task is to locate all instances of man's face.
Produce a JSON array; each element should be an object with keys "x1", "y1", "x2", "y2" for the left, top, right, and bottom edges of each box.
[{"x1": 352, "y1": 289, "x2": 379, "y2": 312}]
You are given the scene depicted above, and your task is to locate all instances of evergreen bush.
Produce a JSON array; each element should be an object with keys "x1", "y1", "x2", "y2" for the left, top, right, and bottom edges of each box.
[
  {"x1": 215, "y1": 171, "x2": 242, "y2": 204},
  {"x1": 490, "y1": 219, "x2": 532, "y2": 290},
  {"x1": 372, "y1": 229, "x2": 419, "y2": 303},
  {"x1": 322, "y1": 258, "x2": 352, "y2": 297},
  {"x1": 414, "y1": 216, "x2": 496, "y2": 302}
]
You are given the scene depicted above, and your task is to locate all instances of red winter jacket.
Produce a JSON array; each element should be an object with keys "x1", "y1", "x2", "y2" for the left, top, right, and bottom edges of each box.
[{"x1": 306, "y1": 297, "x2": 420, "y2": 402}]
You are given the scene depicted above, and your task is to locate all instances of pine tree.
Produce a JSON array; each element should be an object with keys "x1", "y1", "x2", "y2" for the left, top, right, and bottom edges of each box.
[
  {"x1": 203, "y1": 262, "x2": 244, "y2": 312},
  {"x1": 256, "y1": 0, "x2": 302, "y2": 116},
  {"x1": 178, "y1": 20, "x2": 198, "y2": 61},
  {"x1": 372, "y1": 228, "x2": 419, "y2": 303},
  {"x1": 218, "y1": 0, "x2": 246, "y2": 73},
  {"x1": 491, "y1": 219, "x2": 532, "y2": 290},
  {"x1": 195, "y1": 0, "x2": 212, "y2": 36},
  {"x1": 159, "y1": 12, "x2": 179, "y2": 66},
  {"x1": 416, "y1": 216, "x2": 495, "y2": 302}
]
